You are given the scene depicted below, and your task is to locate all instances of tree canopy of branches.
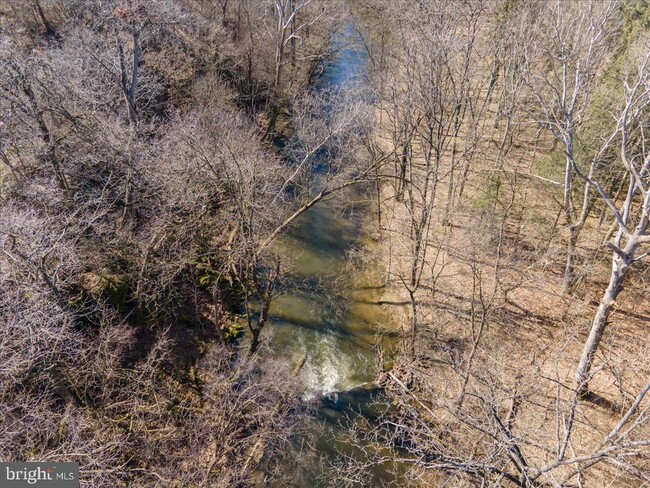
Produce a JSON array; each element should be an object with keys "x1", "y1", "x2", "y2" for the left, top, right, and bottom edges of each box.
[{"x1": 0, "y1": 0, "x2": 350, "y2": 485}]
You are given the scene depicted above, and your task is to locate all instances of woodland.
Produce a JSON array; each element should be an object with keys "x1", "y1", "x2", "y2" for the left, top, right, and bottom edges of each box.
[{"x1": 1, "y1": 0, "x2": 649, "y2": 487}]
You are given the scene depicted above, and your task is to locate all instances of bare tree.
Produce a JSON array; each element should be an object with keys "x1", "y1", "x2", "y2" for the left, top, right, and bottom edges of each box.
[
  {"x1": 373, "y1": 0, "x2": 498, "y2": 357},
  {"x1": 574, "y1": 48, "x2": 650, "y2": 393},
  {"x1": 257, "y1": 85, "x2": 383, "y2": 254},
  {"x1": 521, "y1": 0, "x2": 619, "y2": 292},
  {"x1": 264, "y1": 0, "x2": 334, "y2": 138},
  {"x1": 0, "y1": 1, "x2": 327, "y2": 484}
]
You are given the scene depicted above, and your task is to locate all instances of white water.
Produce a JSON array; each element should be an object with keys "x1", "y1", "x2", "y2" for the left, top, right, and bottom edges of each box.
[{"x1": 269, "y1": 319, "x2": 374, "y2": 400}]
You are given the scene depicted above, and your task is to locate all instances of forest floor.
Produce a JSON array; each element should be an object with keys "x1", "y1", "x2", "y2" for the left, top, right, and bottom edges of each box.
[{"x1": 367, "y1": 106, "x2": 650, "y2": 486}]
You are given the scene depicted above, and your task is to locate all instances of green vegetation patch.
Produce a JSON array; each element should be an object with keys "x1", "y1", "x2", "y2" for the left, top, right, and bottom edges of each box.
[{"x1": 79, "y1": 272, "x2": 130, "y2": 311}]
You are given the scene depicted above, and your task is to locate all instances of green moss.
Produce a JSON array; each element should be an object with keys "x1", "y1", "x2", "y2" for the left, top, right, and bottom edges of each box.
[
  {"x1": 196, "y1": 255, "x2": 225, "y2": 289},
  {"x1": 80, "y1": 272, "x2": 129, "y2": 311},
  {"x1": 224, "y1": 323, "x2": 245, "y2": 342}
]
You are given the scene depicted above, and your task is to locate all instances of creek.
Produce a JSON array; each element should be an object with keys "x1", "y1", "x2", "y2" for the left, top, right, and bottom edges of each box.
[{"x1": 264, "y1": 21, "x2": 402, "y2": 487}]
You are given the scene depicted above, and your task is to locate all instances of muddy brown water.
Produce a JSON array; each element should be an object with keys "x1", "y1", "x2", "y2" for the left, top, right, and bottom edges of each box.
[{"x1": 259, "y1": 22, "x2": 406, "y2": 487}]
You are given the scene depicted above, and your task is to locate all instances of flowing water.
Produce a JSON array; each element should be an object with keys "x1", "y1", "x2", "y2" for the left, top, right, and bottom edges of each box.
[
  {"x1": 269, "y1": 24, "x2": 384, "y2": 402},
  {"x1": 264, "y1": 22, "x2": 401, "y2": 486}
]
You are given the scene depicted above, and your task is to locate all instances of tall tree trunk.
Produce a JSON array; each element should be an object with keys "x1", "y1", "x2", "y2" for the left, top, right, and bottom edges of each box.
[
  {"x1": 17, "y1": 71, "x2": 68, "y2": 190},
  {"x1": 290, "y1": 0, "x2": 296, "y2": 68},
  {"x1": 128, "y1": 31, "x2": 140, "y2": 124},
  {"x1": 117, "y1": 31, "x2": 140, "y2": 127},
  {"x1": 575, "y1": 249, "x2": 632, "y2": 393},
  {"x1": 249, "y1": 286, "x2": 272, "y2": 354},
  {"x1": 562, "y1": 131, "x2": 576, "y2": 292},
  {"x1": 408, "y1": 288, "x2": 417, "y2": 360},
  {"x1": 396, "y1": 141, "x2": 409, "y2": 202},
  {"x1": 563, "y1": 226, "x2": 579, "y2": 293},
  {"x1": 264, "y1": 19, "x2": 286, "y2": 140},
  {"x1": 250, "y1": 323, "x2": 262, "y2": 354}
]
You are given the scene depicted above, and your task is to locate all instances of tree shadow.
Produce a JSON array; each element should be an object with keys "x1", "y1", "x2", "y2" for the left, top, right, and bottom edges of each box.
[{"x1": 581, "y1": 390, "x2": 621, "y2": 414}]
